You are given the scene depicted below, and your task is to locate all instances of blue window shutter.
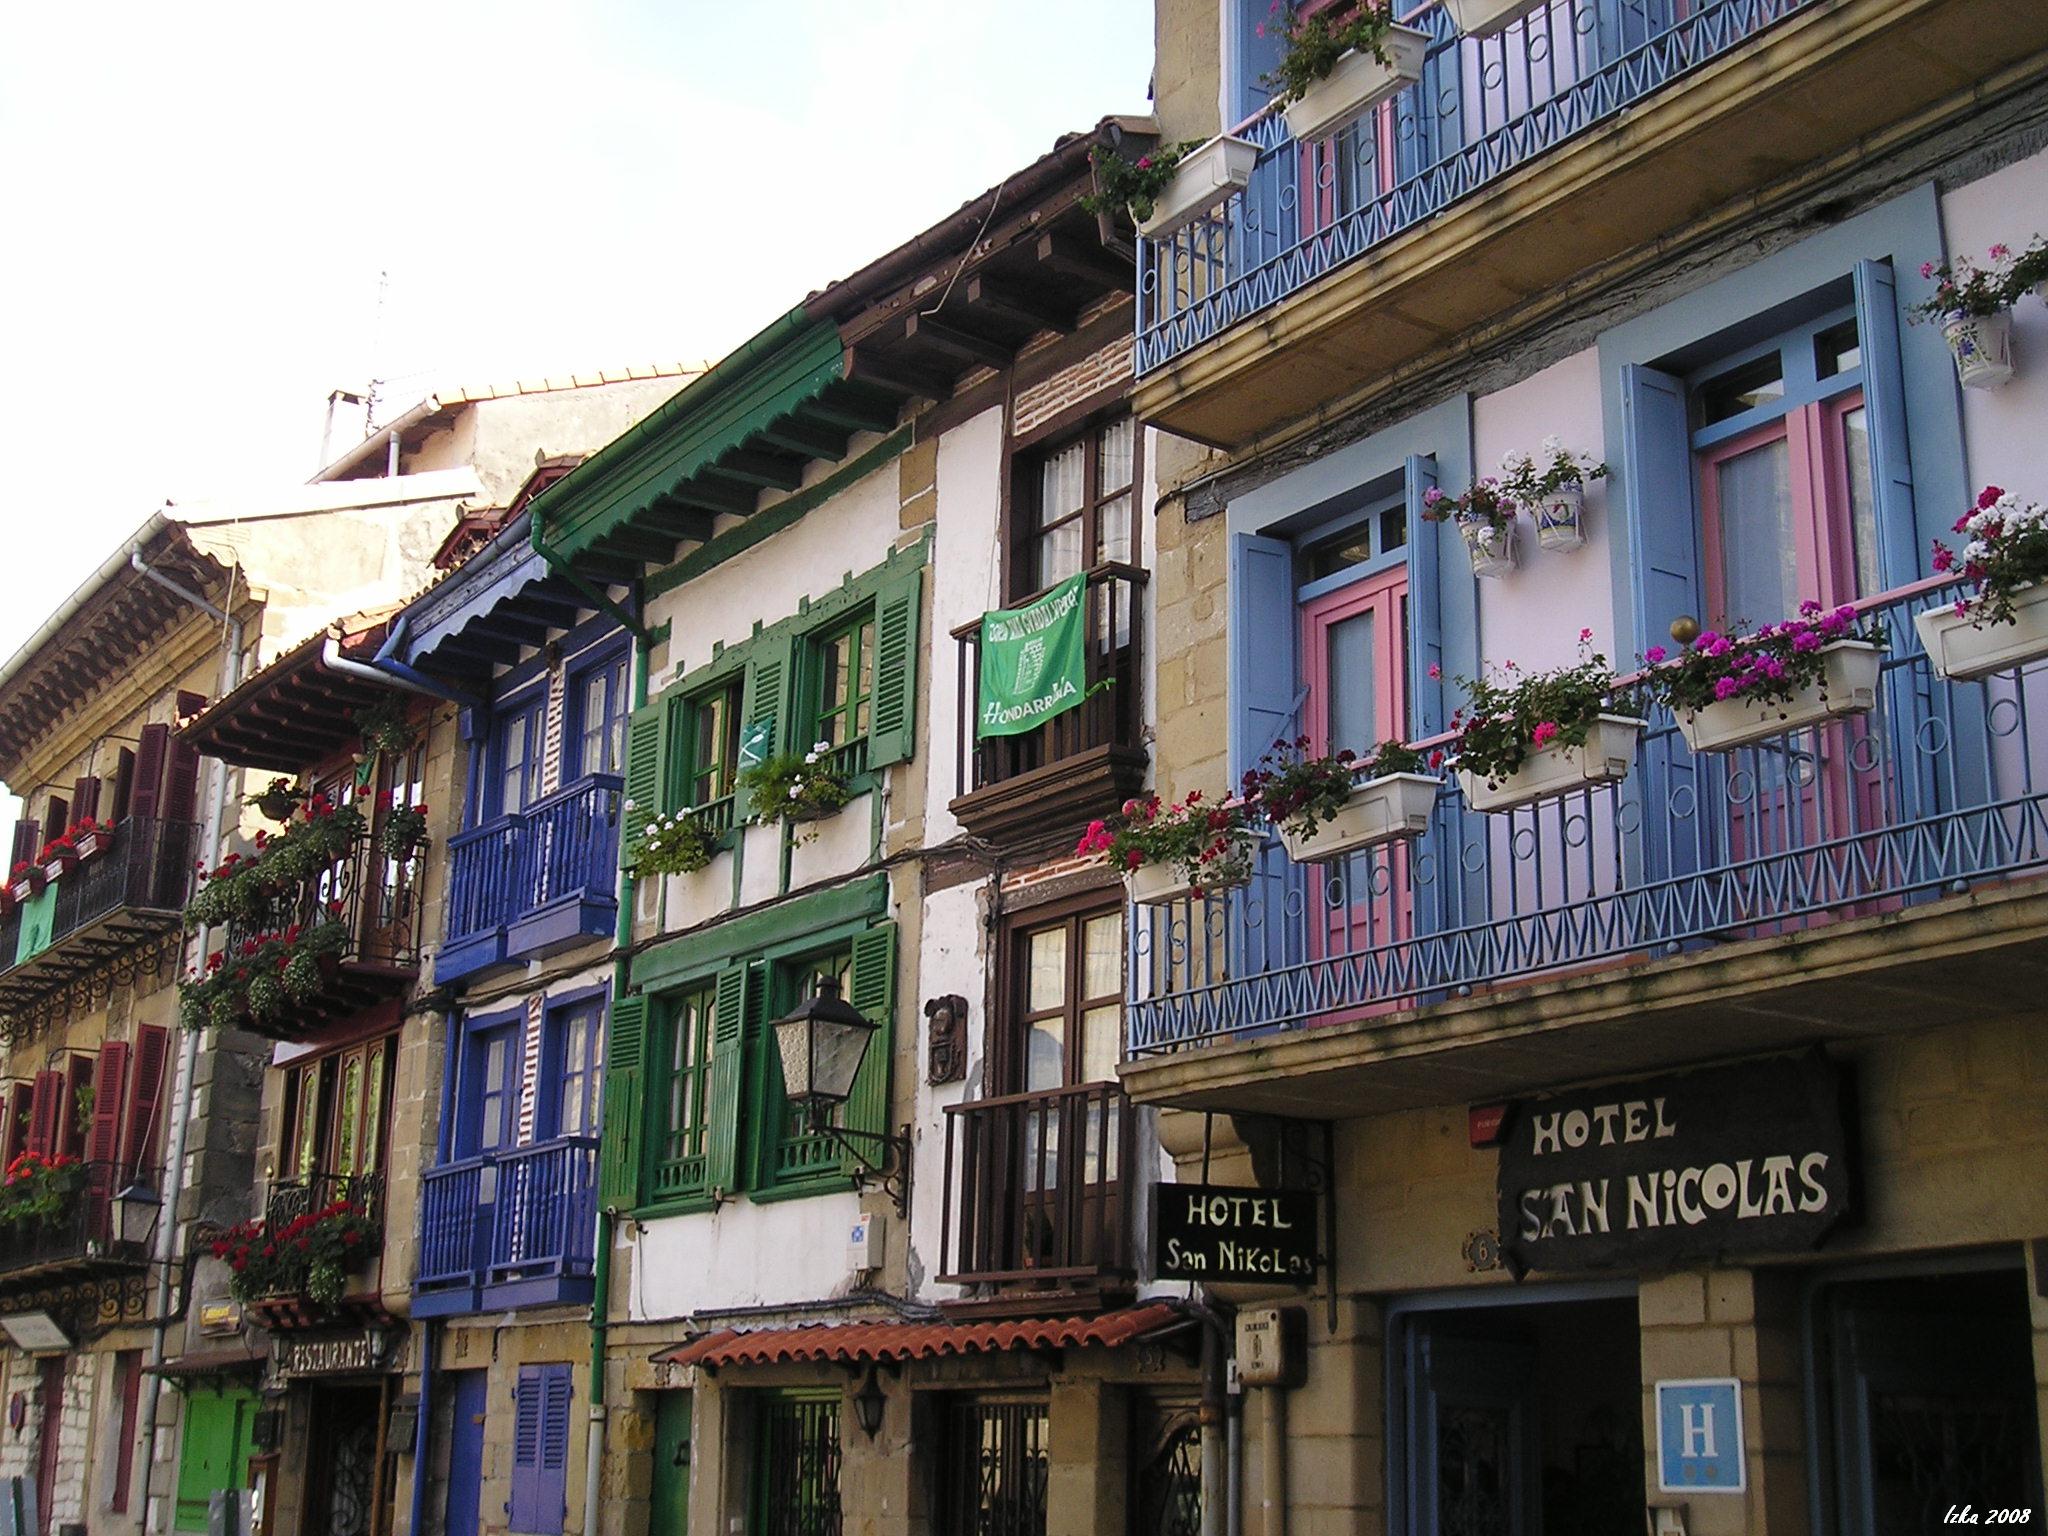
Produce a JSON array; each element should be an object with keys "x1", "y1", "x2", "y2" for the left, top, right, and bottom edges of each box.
[
  {"x1": 1404, "y1": 456, "x2": 1445, "y2": 739},
  {"x1": 539, "y1": 1366, "x2": 572, "y2": 1535},
  {"x1": 1228, "y1": 532, "x2": 1301, "y2": 780},
  {"x1": 1852, "y1": 258, "x2": 1922, "y2": 590},
  {"x1": 1233, "y1": 0, "x2": 1286, "y2": 122},
  {"x1": 509, "y1": 1369, "x2": 541, "y2": 1532},
  {"x1": 1621, "y1": 363, "x2": 1702, "y2": 654}
]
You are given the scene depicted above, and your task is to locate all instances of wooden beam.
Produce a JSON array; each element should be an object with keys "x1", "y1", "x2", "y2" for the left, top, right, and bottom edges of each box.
[
  {"x1": 438, "y1": 634, "x2": 525, "y2": 666},
  {"x1": 1034, "y1": 231, "x2": 1130, "y2": 289},
  {"x1": 666, "y1": 480, "x2": 758, "y2": 517},
  {"x1": 755, "y1": 417, "x2": 851, "y2": 462},
  {"x1": 704, "y1": 450, "x2": 807, "y2": 492},
  {"x1": 467, "y1": 613, "x2": 552, "y2": 648},
  {"x1": 802, "y1": 393, "x2": 902, "y2": 437},
  {"x1": 640, "y1": 500, "x2": 717, "y2": 543},
  {"x1": 965, "y1": 274, "x2": 1079, "y2": 335},
  {"x1": 905, "y1": 312, "x2": 1014, "y2": 370},
  {"x1": 597, "y1": 526, "x2": 676, "y2": 565}
]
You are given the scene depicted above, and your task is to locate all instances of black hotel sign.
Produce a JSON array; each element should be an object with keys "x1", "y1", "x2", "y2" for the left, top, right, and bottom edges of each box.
[
  {"x1": 1497, "y1": 1054, "x2": 1850, "y2": 1273},
  {"x1": 1152, "y1": 1183, "x2": 1318, "y2": 1283}
]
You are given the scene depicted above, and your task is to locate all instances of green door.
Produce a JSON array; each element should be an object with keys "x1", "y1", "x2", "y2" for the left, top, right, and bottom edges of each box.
[
  {"x1": 175, "y1": 1389, "x2": 257, "y2": 1532},
  {"x1": 650, "y1": 1392, "x2": 691, "y2": 1536}
]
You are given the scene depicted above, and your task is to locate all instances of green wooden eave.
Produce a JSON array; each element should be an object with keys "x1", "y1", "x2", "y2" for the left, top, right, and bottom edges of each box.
[{"x1": 530, "y1": 310, "x2": 855, "y2": 575}]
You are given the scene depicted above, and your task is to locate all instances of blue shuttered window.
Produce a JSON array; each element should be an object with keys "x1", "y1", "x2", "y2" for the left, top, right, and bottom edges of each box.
[{"x1": 509, "y1": 1365, "x2": 573, "y2": 1536}]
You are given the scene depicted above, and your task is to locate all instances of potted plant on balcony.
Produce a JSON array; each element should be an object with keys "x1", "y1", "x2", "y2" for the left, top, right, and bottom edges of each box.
[
  {"x1": 1082, "y1": 137, "x2": 1254, "y2": 240},
  {"x1": 629, "y1": 810, "x2": 719, "y2": 877},
  {"x1": 179, "y1": 907, "x2": 351, "y2": 1032},
  {"x1": 1422, "y1": 479, "x2": 1519, "y2": 579},
  {"x1": 1500, "y1": 437, "x2": 1607, "y2": 554},
  {"x1": 353, "y1": 694, "x2": 415, "y2": 759},
  {"x1": 247, "y1": 777, "x2": 306, "y2": 825},
  {"x1": 213, "y1": 1199, "x2": 377, "y2": 1310},
  {"x1": 68, "y1": 817, "x2": 112, "y2": 862},
  {"x1": 1267, "y1": 1, "x2": 1430, "y2": 145},
  {"x1": 1642, "y1": 603, "x2": 1885, "y2": 753},
  {"x1": 377, "y1": 793, "x2": 429, "y2": 861},
  {"x1": 0, "y1": 1152, "x2": 85, "y2": 1228},
  {"x1": 741, "y1": 746, "x2": 852, "y2": 843},
  {"x1": 1916, "y1": 485, "x2": 2048, "y2": 680},
  {"x1": 7, "y1": 862, "x2": 42, "y2": 904},
  {"x1": 1244, "y1": 736, "x2": 1441, "y2": 863},
  {"x1": 1440, "y1": 0, "x2": 1549, "y2": 39},
  {"x1": 1452, "y1": 634, "x2": 1644, "y2": 812},
  {"x1": 38, "y1": 832, "x2": 77, "y2": 883},
  {"x1": 1078, "y1": 792, "x2": 1254, "y2": 906},
  {"x1": 1911, "y1": 250, "x2": 2016, "y2": 390}
]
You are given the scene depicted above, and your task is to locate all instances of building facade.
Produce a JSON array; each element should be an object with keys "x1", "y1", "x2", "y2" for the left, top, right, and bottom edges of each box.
[{"x1": 1122, "y1": 1, "x2": 2048, "y2": 1532}]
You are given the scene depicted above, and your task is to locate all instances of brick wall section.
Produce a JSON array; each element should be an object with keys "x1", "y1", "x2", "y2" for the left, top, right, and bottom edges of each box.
[
  {"x1": 1012, "y1": 341, "x2": 1135, "y2": 439},
  {"x1": 999, "y1": 852, "x2": 1098, "y2": 893}
]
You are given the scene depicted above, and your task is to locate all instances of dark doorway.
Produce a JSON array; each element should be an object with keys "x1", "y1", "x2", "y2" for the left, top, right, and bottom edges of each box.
[
  {"x1": 1815, "y1": 1264, "x2": 2044, "y2": 1533},
  {"x1": 304, "y1": 1385, "x2": 385, "y2": 1536},
  {"x1": 1396, "y1": 1292, "x2": 1645, "y2": 1536}
]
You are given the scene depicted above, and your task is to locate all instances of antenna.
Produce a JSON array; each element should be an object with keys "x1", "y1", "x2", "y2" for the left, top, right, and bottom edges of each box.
[{"x1": 364, "y1": 268, "x2": 391, "y2": 430}]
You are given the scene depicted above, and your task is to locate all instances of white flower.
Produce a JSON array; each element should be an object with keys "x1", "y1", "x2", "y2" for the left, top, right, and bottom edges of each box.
[
  {"x1": 788, "y1": 785, "x2": 801, "y2": 800},
  {"x1": 1540, "y1": 434, "x2": 1564, "y2": 459},
  {"x1": 812, "y1": 740, "x2": 830, "y2": 754},
  {"x1": 621, "y1": 798, "x2": 636, "y2": 812},
  {"x1": 803, "y1": 750, "x2": 820, "y2": 765}
]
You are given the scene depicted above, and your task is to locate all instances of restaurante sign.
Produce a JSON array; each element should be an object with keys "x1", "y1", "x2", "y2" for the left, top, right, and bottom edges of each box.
[{"x1": 1497, "y1": 1054, "x2": 1850, "y2": 1273}]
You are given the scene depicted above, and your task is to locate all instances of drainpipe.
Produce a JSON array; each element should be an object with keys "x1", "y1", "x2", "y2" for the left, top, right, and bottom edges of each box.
[
  {"x1": 127, "y1": 548, "x2": 243, "y2": 1536},
  {"x1": 369, "y1": 617, "x2": 486, "y2": 709},
  {"x1": 406, "y1": 1001, "x2": 466, "y2": 1536},
  {"x1": 583, "y1": 625, "x2": 647, "y2": 1536},
  {"x1": 320, "y1": 636, "x2": 457, "y2": 702},
  {"x1": 1258, "y1": 1385, "x2": 1286, "y2": 1536}
]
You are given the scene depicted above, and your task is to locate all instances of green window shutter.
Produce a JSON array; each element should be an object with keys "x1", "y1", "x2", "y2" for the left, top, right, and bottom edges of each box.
[
  {"x1": 598, "y1": 993, "x2": 649, "y2": 1209},
  {"x1": 867, "y1": 568, "x2": 923, "y2": 768},
  {"x1": 622, "y1": 701, "x2": 668, "y2": 849},
  {"x1": 704, "y1": 964, "x2": 753, "y2": 1197},
  {"x1": 740, "y1": 636, "x2": 794, "y2": 763},
  {"x1": 840, "y1": 922, "x2": 898, "y2": 1175}
]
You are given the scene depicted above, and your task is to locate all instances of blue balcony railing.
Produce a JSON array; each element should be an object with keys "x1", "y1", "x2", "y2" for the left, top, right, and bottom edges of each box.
[
  {"x1": 415, "y1": 1135, "x2": 600, "y2": 1315},
  {"x1": 439, "y1": 774, "x2": 621, "y2": 982},
  {"x1": 1135, "y1": 0, "x2": 1814, "y2": 373},
  {"x1": 1129, "y1": 575, "x2": 2048, "y2": 1054}
]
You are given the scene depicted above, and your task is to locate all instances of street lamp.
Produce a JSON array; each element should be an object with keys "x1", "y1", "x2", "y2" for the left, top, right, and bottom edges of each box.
[
  {"x1": 770, "y1": 977, "x2": 910, "y2": 1216},
  {"x1": 113, "y1": 1180, "x2": 162, "y2": 1250}
]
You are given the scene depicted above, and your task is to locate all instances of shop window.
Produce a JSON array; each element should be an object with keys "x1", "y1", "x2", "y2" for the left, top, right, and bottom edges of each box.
[
  {"x1": 942, "y1": 1397, "x2": 1049, "y2": 1536},
  {"x1": 751, "y1": 1391, "x2": 841, "y2": 1536},
  {"x1": 1393, "y1": 1291, "x2": 1644, "y2": 1536}
]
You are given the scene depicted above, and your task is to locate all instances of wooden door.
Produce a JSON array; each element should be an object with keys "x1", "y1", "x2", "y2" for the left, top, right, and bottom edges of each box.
[{"x1": 442, "y1": 1372, "x2": 488, "y2": 1536}]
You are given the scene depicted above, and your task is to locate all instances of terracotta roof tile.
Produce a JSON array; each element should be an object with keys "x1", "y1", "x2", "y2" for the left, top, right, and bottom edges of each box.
[{"x1": 656, "y1": 1302, "x2": 1188, "y2": 1371}]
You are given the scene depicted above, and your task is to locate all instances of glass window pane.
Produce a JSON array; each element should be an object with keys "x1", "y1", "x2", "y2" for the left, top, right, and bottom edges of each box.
[
  {"x1": 854, "y1": 621, "x2": 874, "y2": 736},
  {"x1": 1326, "y1": 609, "x2": 1378, "y2": 759},
  {"x1": 336, "y1": 1059, "x2": 362, "y2": 1173},
  {"x1": 1841, "y1": 406, "x2": 1879, "y2": 599},
  {"x1": 1025, "y1": 926, "x2": 1067, "y2": 1014},
  {"x1": 1079, "y1": 1005, "x2": 1121, "y2": 1086},
  {"x1": 581, "y1": 673, "x2": 608, "y2": 775},
  {"x1": 1038, "y1": 524, "x2": 1083, "y2": 586},
  {"x1": 1024, "y1": 1020, "x2": 1064, "y2": 1094},
  {"x1": 1713, "y1": 438, "x2": 1797, "y2": 627},
  {"x1": 1380, "y1": 505, "x2": 1408, "y2": 552},
  {"x1": 361, "y1": 1046, "x2": 386, "y2": 1172},
  {"x1": 1700, "y1": 353, "x2": 1785, "y2": 426},
  {"x1": 1095, "y1": 495, "x2": 1132, "y2": 567},
  {"x1": 1815, "y1": 319, "x2": 1862, "y2": 379},
  {"x1": 1097, "y1": 418, "x2": 1135, "y2": 495},
  {"x1": 1038, "y1": 441, "x2": 1086, "y2": 525},
  {"x1": 1081, "y1": 913, "x2": 1121, "y2": 1002}
]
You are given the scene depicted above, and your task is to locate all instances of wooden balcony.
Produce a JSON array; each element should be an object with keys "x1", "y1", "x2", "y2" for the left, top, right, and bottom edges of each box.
[
  {"x1": 938, "y1": 1081, "x2": 1136, "y2": 1315},
  {"x1": 950, "y1": 564, "x2": 1149, "y2": 851},
  {"x1": 1134, "y1": 0, "x2": 2048, "y2": 449}
]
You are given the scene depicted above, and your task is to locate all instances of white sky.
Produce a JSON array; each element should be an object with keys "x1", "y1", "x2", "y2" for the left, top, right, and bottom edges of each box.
[{"x1": 0, "y1": 0, "x2": 1156, "y2": 662}]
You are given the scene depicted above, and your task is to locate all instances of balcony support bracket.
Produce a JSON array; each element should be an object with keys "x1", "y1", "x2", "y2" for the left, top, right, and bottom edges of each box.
[{"x1": 822, "y1": 1123, "x2": 912, "y2": 1220}]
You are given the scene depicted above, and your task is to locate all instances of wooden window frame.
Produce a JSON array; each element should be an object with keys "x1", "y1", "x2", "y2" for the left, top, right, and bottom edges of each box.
[
  {"x1": 806, "y1": 613, "x2": 877, "y2": 768},
  {"x1": 1009, "y1": 414, "x2": 1143, "y2": 604},
  {"x1": 681, "y1": 679, "x2": 743, "y2": 814},
  {"x1": 995, "y1": 892, "x2": 1125, "y2": 1096},
  {"x1": 566, "y1": 643, "x2": 632, "y2": 782},
  {"x1": 653, "y1": 981, "x2": 718, "y2": 1190}
]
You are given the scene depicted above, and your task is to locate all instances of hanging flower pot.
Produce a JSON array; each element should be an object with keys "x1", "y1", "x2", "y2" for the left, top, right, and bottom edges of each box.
[
  {"x1": 70, "y1": 821, "x2": 112, "y2": 862},
  {"x1": 1457, "y1": 715, "x2": 1645, "y2": 813},
  {"x1": 1458, "y1": 516, "x2": 1518, "y2": 579},
  {"x1": 1281, "y1": 30, "x2": 1430, "y2": 145},
  {"x1": 1123, "y1": 838, "x2": 1257, "y2": 907},
  {"x1": 1941, "y1": 309, "x2": 2014, "y2": 390},
  {"x1": 38, "y1": 843, "x2": 76, "y2": 883},
  {"x1": 1915, "y1": 583, "x2": 2048, "y2": 682},
  {"x1": 8, "y1": 865, "x2": 43, "y2": 904},
  {"x1": 1674, "y1": 641, "x2": 1882, "y2": 753},
  {"x1": 1441, "y1": 0, "x2": 1549, "y2": 37},
  {"x1": 1135, "y1": 135, "x2": 1259, "y2": 240},
  {"x1": 1531, "y1": 486, "x2": 1585, "y2": 553},
  {"x1": 1277, "y1": 773, "x2": 1442, "y2": 863}
]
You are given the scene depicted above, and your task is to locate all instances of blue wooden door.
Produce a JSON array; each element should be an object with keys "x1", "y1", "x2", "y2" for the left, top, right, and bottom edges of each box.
[{"x1": 443, "y1": 1371, "x2": 489, "y2": 1536}]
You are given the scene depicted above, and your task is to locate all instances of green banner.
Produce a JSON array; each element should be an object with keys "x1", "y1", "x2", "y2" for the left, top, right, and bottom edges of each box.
[
  {"x1": 977, "y1": 573, "x2": 1089, "y2": 739},
  {"x1": 15, "y1": 880, "x2": 56, "y2": 965}
]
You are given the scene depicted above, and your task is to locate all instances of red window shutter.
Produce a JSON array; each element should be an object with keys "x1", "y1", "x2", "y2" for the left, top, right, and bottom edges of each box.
[
  {"x1": 3, "y1": 1083, "x2": 31, "y2": 1164},
  {"x1": 112, "y1": 749, "x2": 137, "y2": 824},
  {"x1": 68, "y1": 777, "x2": 100, "y2": 826},
  {"x1": 5, "y1": 822, "x2": 35, "y2": 869},
  {"x1": 160, "y1": 735, "x2": 202, "y2": 828},
  {"x1": 88, "y1": 1043, "x2": 130, "y2": 1169},
  {"x1": 59, "y1": 1053, "x2": 90, "y2": 1157},
  {"x1": 111, "y1": 1352, "x2": 143, "y2": 1512},
  {"x1": 129, "y1": 725, "x2": 170, "y2": 824},
  {"x1": 40, "y1": 797, "x2": 69, "y2": 852},
  {"x1": 123, "y1": 1026, "x2": 171, "y2": 1172},
  {"x1": 25, "y1": 1071, "x2": 64, "y2": 1158}
]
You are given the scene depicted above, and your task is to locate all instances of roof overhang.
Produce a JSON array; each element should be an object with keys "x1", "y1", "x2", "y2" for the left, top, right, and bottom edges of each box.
[
  {"x1": 387, "y1": 513, "x2": 595, "y2": 682},
  {"x1": 180, "y1": 621, "x2": 400, "y2": 774},
  {"x1": 654, "y1": 1302, "x2": 1191, "y2": 1372}
]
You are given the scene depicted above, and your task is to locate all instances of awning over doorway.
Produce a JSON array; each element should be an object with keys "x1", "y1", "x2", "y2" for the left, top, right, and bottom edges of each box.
[{"x1": 655, "y1": 1302, "x2": 1189, "y2": 1371}]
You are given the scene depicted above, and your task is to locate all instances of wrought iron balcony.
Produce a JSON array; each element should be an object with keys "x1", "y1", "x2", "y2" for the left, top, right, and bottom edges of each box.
[
  {"x1": 938, "y1": 1081, "x2": 1135, "y2": 1310},
  {"x1": 414, "y1": 1136, "x2": 599, "y2": 1316},
  {"x1": 1127, "y1": 576, "x2": 2048, "y2": 1085},
  {"x1": 264, "y1": 1167, "x2": 386, "y2": 1234},
  {"x1": 0, "y1": 1161, "x2": 150, "y2": 1283},
  {"x1": 438, "y1": 774, "x2": 621, "y2": 985},
  {"x1": 950, "y1": 564, "x2": 1149, "y2": 848},
  {"x1": 0, "y1": 817, "x2": 197, "y2": 1021}
]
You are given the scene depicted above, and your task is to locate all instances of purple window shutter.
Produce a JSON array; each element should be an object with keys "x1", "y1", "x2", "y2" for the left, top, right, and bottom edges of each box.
[
  {"x1": 509, "y1": 1370, "x2": 542, "y2": 1533},
  {"x1": 539, "y1": 1366, "x2": 572, "y2": 1535}
]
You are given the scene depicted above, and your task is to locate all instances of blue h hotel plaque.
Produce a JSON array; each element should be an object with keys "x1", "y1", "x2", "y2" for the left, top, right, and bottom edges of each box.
[{"x1": 1656, "y1": 1378, "x2": 1746, "y2": 1494}]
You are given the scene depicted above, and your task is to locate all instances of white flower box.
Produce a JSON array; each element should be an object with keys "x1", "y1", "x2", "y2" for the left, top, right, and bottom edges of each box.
[
  {"x1": 1674, "y1": 641, "x2": 1882, "y2": 753},
  {"x1": 1941, "y1": 310, "x2": 2014, "y2": 390},
  {"x1": 1914, "y1": 582, "x2": 2048, "y2": 681},
  {"x1": 1136, "y1": 135, "x2": 1259, "y2": 240},
  {"x1": 1123, "y1": 836, "x2": 1256, "y2": 907},
  {"x1": 1457, "y1": 715, "x2": 1645, "y2": 813},
  {"x1": 1278, "y1": 774, "x2": 1442, "y2": 863},
  {"x1": 1442, "y1": 0, "x2": 1550, "y2": 37},
  {"x1": 1281, "y1": 29, "x2": 1430, "y2": 145},
  {"x1": 1531, "y1": 484, "x2": 1586, "y2": 553}
]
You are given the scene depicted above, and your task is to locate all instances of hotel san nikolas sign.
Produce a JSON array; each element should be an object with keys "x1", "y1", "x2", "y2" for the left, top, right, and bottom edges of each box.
[
  {"x1": 1497, "y1": 1054, "x2": 1850, "y2": 1273},
  {"x1": 1152, "y1": 1183, "x2": 1319, "y2": 1284}
]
